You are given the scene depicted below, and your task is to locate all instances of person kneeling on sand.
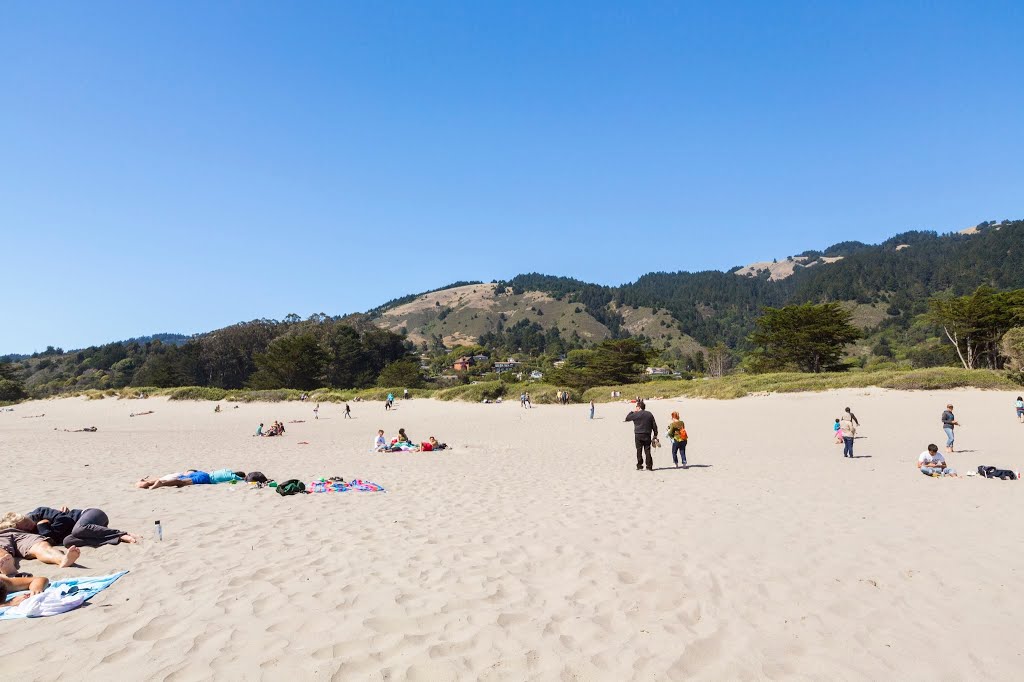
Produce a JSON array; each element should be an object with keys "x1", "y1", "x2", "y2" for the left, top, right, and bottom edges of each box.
[
  {"x1": 1, "y1": 574, "x2": 49, "y2": 606},
  {"x1": 917, "y1": 444, "x2": 958, "y2": 477},
  {"x1": 0, "y1": 517, "x2": 81, "y2": 576}
]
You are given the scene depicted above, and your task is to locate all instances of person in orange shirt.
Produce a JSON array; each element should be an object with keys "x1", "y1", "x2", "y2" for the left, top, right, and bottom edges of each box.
[{"x1": 667, "y1": 411, "x2": 688, "y2": 468}]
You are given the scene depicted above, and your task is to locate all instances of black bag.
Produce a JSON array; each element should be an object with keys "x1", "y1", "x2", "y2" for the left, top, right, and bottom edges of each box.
[
  {"x1": 276, "y1": 479, "x2": 307, "y2": 495},
  {"x1": 978, "y1": 466, "x2": 1017, "y2": 480}
]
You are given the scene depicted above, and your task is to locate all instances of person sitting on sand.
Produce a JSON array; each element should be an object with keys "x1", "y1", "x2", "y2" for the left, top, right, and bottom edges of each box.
[
  {"x1": 1, "y1": 573, "x2": 49, "y2": 606},
  {"x1": 396, "y1": 428, "x2": 412, "y2": 444},
  {"x1": 0, "y1": 516, "x2": 81, "y2": 575},
  {"x1": 373, "y1": 429, "x2": 387, "y2": 451},
  {"x1": 917, "y1": 444, "x2": 958, "y2": 477},
  {"x1": 215, "y1": 404, "x2": 221, "y2": 413},
  {"x1": 24, "y1": 506, "x2": 138, "y2": 547}
]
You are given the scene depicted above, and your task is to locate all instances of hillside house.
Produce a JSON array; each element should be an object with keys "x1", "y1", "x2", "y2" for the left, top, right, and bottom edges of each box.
[
  {"x1": 453, "y1": 356, "x2": 473, "y2": 372},
  {"x1": 529, "y1": 370, "x2": 544, "y2": 380},
  {"x1": 494, "y1": 359, "x2": 521, "y2": 373},
  {"x1": 645, "y1": 366, "x2": 672, "y2": 376}
]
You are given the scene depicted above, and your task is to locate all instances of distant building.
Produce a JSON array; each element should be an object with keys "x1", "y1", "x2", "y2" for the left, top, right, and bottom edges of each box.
[
  {"x1": 472, "y1": 354, "x2": 489, "y2": 362},
  {"x1": 645, "y1": 366, "x2": 671, "y2": 376},
  {"x1": 453, "y1": 356, "x2": 473, "y2": 372},
  {"x1": 494, "y1": 359, "x2": 521, "y2": 373},
  {"x1": 552, "y1": 360, "x2": 566, "y2": 368},
  {"x1": 529, "y1": 370, "x2": 544, "y2": 380}
]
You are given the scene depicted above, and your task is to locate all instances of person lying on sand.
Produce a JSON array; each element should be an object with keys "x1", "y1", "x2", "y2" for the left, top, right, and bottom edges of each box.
[
  {"x1": 917, "y1": 444, "x2": 959, "y2": 477},
  {"x1": 21, "y1": 414, "x2": 45, "y2": 419},
  {"x1": 129, "y1": 410, "x2": 155, "y2": 417},
  {"x1": 59, "y1": 426, "x2": 97, "y2": 432},
  {"x1": 24, "y1": 507, "x2": 138, "y2": 547},
  {"x1": 0, "y1": 574, "x2": 49, "y2": 606},
  {"x1": 137, "y1": 469, "x2": 245, "y2": 489},
  {"x1": 0, "y1": 521, "x2": 81, "y2": 576},
  {"x1": 417, "y1": 436, "x2": 449, "y2": 452}
]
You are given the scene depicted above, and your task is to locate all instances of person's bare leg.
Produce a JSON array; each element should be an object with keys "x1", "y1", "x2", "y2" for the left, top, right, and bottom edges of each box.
[
  {"x1": 27, "y1": 542, "x2": 80, "y2": 568},
  {"x1": 150, "y1": 478, "x2": 190, "y2": 489}
]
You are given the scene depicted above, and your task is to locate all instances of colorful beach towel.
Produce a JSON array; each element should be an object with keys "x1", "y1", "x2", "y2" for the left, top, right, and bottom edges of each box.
[
  {"x1": 0, "y1": 571, "x2": 129, "y2": 620},
  {"x1": 306, "y1": 479, "x2": 386, "y2": 493}
]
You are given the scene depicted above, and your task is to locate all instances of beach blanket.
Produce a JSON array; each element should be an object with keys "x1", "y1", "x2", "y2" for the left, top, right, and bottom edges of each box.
[
  {"x1": 0, "y1": 571, "x2": 129, "y2": 620},
  {"x1": 307, "y1": 479, "x2": 386, "y2": 493}
]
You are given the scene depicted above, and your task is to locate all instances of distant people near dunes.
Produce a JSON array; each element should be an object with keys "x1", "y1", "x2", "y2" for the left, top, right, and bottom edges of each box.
[
  {"x1": 344, "y1": 403, "x2": 352, "y2": 419},
  {"x1": 1015, "y1": 396, "x2": 1023, "y2": 423}
]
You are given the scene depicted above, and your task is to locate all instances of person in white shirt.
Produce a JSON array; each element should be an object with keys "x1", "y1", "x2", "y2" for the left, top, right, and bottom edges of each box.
[
  {"x1": 373, "y1": 430, "x2": 387, "y2": 452},
  {"x1": 917, "y1": 443, "x2": 958, "y2": 477}
]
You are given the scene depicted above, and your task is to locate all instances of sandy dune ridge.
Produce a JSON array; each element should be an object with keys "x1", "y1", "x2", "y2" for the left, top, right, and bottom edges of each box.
[{"x1": 0, "y1": 389, "x2": 1022, "y2": 681}]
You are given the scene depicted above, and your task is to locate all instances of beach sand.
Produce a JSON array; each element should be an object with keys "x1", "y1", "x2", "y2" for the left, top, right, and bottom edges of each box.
[{"x1": 1, "y1": 389, "x2": 1022, "y2": 680}]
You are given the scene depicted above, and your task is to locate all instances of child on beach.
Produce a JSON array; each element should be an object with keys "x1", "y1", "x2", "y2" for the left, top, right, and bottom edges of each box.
[
  {"x1": 833, "y1": 418, "x2": 842, "y2": 443},
  {"x1": 1016, "y1": 397, "x2": 1023, "y2": 423},
  {"x1": 373, "y1": 430, "x2": 387, "y2": 451}
]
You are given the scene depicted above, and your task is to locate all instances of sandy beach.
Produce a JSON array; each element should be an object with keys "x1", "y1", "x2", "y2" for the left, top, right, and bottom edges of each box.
[{"x1": 1, "y1": 389, "x2": 1022, "y2": 681}]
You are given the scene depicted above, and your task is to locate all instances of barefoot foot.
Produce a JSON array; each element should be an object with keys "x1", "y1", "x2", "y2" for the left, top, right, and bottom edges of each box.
[
  {"x1": 121, "y1": 533, "x2": 139, "y2": 544},
  {"x1": 60, "y1": 546, "x2": 81, "y2": 568}
]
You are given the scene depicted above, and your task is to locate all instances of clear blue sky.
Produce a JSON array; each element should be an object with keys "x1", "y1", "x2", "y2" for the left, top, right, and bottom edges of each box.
[{"x1": 2, "y1": 2, "x2": 1022, "y2": 353}]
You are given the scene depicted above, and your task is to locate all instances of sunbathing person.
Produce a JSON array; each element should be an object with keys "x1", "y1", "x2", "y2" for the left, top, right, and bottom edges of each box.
[
  {"x1": 917, "y1": 444, "x2": 959, "y2": 477},
  {"x1": 129, "y1": 410, "x2": 155, "y2": 417},
  {"x1": 1, "y1": 574, "x2": 49, "y2": 606},
  {"x1": 0, "y1": 517, "x2": 81, "y2": 575},
  {"x1": 137, "y1": 469, "x2": 245, "y2": 489},
  {"x1": 59, "y1": 426, "x2": 98, "y2": 432},
  {"x1": 417, "y1": 436, "x2": 450, "y2": 452},
  {"x1": 25, "y1": 506, "x2": 138, "y2": 547}
]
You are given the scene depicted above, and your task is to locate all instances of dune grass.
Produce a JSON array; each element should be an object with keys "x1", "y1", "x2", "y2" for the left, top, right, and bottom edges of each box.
[
  {"x1": 583, "y1": 367, "x2": 1020, "y2": 402},
  {"x1": 19, "y1": 367, "x2": 1020, "y2": 406}
]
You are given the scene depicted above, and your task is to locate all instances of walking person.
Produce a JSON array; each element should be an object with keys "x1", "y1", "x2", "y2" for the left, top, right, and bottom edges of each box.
[
  {"x1": 941, "y1": 404, "x2": 959, "y2": 453},
  {"x1": 313, "y1": 403, "x2": 319, "y2": 420},
  {"x1": 844, "y1": 406, "x2": 859, "y2": 427},
  {"x1": 344, "y1": 403, "x2": 352, "y2": 419},
  {"x1": 625, "y1": 400, "x2": 658, "y2": 471},
  {"x1": 1015, "y1": 396, "x2": 1023, "y2": 424},
  {"x1": 839, "y1": 414, "x2": 856, "y2": 457},
  {"x1": 589, "y1": 400, "x2": 595, "y2": 420},
  {"x1": 525, "y1": 392, "x2": 532, "y2": 409},
  {"x1": 667, "y1": 411, "x2": 688, "y2": 467}
]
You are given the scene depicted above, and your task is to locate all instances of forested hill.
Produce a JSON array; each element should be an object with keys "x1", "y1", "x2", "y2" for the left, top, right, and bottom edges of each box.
[
  {"x1": 2, "y1": 218, "x2": 1022, "y2": 398},
  {"x1": 500, "y1": 219, "x2": 1024, "y2": 348}
]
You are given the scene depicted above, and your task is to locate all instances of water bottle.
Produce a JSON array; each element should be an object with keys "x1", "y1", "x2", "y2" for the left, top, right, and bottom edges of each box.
[{"x1": 155, "y1": 520, "x2": 163, "y2": 541}]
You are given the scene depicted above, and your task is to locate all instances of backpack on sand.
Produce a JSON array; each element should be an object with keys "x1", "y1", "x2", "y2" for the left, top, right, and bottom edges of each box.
[{"x1": 276, "y1": 479, "x2": 308, "y2": 496}]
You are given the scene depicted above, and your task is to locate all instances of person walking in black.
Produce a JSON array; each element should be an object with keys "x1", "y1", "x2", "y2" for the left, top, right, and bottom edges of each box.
[
  {"x1": 844, "y1": 407, "x2": 859, "y2": 427},
  {"x1": 625, "y1": 400, "x2": 658, "y2": 471}
]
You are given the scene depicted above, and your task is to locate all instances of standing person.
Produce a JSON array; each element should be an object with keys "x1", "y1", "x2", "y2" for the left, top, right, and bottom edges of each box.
[
  {"x1": 344, "y1": 403, "x2": 352, "y2": 419},
  {"x1": 525, "y1": 392, "x2": 532, "y2": 409},
  {"x1": 839, "y1": 415, "x2": 856, "y2": 457},
  {"x1": 589, "y1": 400, "x2": 595, "y2": 420},
  {"x1": 520, "y1": 392, "x2": 526, "y2": 408},
  {"x1": 844, "y1": 407, "x2": 859, "y2": 427},
  {"x1": 833, "y1": 418, "x2": 843, "y2": 444},
  {"x1": 403, "y1": 389, "x2": 409, "y2": 400},
  {"x1": 625, "y1": 400, "x2": 658, "y2": 471},
  {"x1": 1015, "y1": 396, "x2": 1023, "y2": 424},
  {"x1": 314, "y1": 403, "x2": 319, "y2": 420},
  {"x1": 941, "y1": 404, "x2": 959, "y2": 453},
  {"x1": 667, "y1": 411, "x2": 688, "y2": 467}
]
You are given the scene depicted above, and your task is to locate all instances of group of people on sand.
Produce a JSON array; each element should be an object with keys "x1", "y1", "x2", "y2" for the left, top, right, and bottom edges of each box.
[
  {"x1": 624, "y1": 401, "x2": 688, "y2": 470},
  {"x1": 373, "y1": 428, "x2": 448, "y2": 453},
  {"x1": 255, "y1": 421, "x2": 286, "y2": 437},
  {"x1": 136, "y1": 468, "x2": 246, "y2": 489},
  {"x1": 0, "y1": 507, "x2": 138, "y2": 605},
  {"x1": 520, "y1": 392, "x2": 532, "y2": 408}
]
